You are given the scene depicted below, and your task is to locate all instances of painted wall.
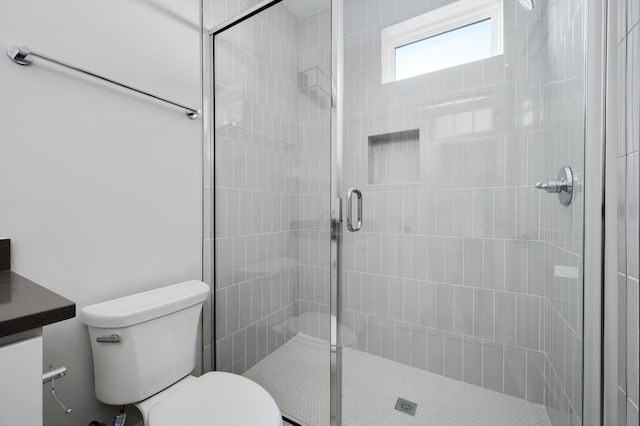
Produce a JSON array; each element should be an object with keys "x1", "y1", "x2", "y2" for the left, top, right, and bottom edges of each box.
[{"x1": 0, "y1": 1, "x2": 202, "y2": 425}]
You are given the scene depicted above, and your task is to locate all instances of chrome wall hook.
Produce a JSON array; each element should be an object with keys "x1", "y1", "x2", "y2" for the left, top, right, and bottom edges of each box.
[{"x1": 43, "y1": 364, "x2": 72, "y2": 414}]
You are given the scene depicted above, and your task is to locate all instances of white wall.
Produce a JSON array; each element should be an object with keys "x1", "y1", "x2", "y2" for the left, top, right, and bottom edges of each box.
[{"x1": 0, "y1": 1, "x2": 202, "y2": 425}]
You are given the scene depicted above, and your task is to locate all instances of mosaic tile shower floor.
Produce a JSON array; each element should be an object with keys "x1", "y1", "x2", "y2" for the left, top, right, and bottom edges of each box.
[{"x1": 244, "y1": 334, "x2": 551, "y2": 426}]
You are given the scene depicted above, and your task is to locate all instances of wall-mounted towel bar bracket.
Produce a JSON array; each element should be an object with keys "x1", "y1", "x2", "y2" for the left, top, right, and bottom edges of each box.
[{"x1": 6, "y1": 45, "x2": 201, "y2": 119}]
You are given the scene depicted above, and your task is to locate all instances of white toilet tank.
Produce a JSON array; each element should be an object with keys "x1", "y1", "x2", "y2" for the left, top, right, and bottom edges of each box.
[{"x1": 79, "y1": 281, "x2": 209, "y2": 406}]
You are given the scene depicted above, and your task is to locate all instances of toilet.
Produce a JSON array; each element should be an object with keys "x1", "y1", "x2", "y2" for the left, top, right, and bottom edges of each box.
[{"x1": 79, "y1": 280, "x2": 281, "y2": 426}]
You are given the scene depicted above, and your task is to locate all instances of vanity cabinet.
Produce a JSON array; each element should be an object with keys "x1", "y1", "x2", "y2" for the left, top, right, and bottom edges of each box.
[
  {"x1": 0, "y1": 334, "x2": 43, "y2": 425},
  {"x1": 0, "y1": 270, "x2": 75, "y2": 426}
]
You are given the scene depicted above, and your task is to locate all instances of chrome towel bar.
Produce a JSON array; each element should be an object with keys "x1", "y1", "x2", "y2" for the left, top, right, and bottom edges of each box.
[{"x1": 6, "y1": 45, "x2": 201, "y2": 119}]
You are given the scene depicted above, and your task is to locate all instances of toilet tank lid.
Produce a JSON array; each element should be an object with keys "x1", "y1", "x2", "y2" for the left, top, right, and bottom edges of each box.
[{"x1": 79, "y1": 281, "x2": 209, "y2": 328}]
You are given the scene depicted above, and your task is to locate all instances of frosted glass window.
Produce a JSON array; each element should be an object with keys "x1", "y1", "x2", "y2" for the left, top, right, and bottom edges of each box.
[{"x1": 395, "y1": 19, "x2": 492, "y2": 80}]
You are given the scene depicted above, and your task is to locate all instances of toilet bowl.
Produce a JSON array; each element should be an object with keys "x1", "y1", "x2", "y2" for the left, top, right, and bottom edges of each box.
[
  {"x1": 137, "y1": 372, "x2": 281, "y2": 426},
  {"x1": 79, "y1": 281, "x2": 281, "y2": 426}
]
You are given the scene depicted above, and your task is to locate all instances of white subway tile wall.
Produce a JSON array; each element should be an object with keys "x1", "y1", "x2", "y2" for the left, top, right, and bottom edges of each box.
[{"x1": 617, "y1": 0, "x2": 640, "y2": 424}]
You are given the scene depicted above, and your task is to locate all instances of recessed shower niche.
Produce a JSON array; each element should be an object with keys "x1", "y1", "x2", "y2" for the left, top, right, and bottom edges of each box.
[{"x1": 367, "y1": 129, "x2": 420, "y2": 185}]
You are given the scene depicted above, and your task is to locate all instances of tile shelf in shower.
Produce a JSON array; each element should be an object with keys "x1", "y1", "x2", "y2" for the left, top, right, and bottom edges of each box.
[
  {"x1": 298, "y1": 66, "x2": 331, "y2": 108},
  {"x1": 368, "y1": 129, "x2": 420, "y2": 185},
  {"x1": 236, "y1": 257, "x2": 298, "y2": 276},
  {"x1": 216, "y1": 121, "x2": 294, "y2": 149}
]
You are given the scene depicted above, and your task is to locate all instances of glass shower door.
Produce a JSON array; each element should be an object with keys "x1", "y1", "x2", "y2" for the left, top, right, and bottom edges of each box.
[
  {"x1": 210, "y1": 1, "x2": 588, "y2": 424},
  {"x1": 337, "y1": 0, "x2": 586, "y2": 424},
  {"x1": 211, "y1": 2, "x2": 333, "y2": 425}
]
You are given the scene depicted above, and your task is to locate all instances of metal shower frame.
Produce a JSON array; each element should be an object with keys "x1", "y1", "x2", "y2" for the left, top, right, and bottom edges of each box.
[{"x1": 202, "y1": 0, "x2": 610, "y2": 424}]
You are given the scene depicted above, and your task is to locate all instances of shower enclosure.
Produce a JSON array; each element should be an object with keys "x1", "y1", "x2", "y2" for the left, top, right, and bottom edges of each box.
[{"x1": 205, "y1": 0, "x2": 595, "y2": 424}]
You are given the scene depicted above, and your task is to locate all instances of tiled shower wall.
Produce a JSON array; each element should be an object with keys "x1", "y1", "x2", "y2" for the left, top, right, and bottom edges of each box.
[
  {"x1": 540, "y1": 1, "x2": 585, "y2": 424},
  {"x1": 616, "y1": 0, "x2": 640, "y2": 425},
  {"x1": 208, "y1": 1, "x2": 588, "y2": 419},
  {"x1": 295, "y1": 7, "x2": 333, "y2": 341},
  {"x1": 213, "y1": 5, "x2": 302, "y2": 374},
  {"x1": 339, "y1": 0, "x2": 582, "y2": 408},
  {"x1": 211, "y1": 2, "x2": 333, "y2": 375},
  {"x1": 207, "y1": 0, "x2": 263, "y2": 28}
]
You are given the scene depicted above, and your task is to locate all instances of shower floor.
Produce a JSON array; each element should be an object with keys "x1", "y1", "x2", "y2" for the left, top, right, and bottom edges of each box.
[{"x1": 243, "y1": 334, "x2": 552, "y2": 426}]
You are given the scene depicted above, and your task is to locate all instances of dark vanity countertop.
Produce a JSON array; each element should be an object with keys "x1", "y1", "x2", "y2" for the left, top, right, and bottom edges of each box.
[{"x1": 0, "y1": 271, "x2": 75, "y2": 338}]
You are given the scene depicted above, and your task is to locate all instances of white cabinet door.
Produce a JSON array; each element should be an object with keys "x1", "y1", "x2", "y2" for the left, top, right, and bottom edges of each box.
[{"x1": 0, "y1": 336, "x2": 43, "y2": 426}]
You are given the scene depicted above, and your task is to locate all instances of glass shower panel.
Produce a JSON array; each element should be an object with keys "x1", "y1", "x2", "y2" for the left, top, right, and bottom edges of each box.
[
  {"x1": 212, "y1": 2, "x2": 332, "y2": 425},
  {"x1": 338, "y1": 0, "x2": 586, "y2": 425}
]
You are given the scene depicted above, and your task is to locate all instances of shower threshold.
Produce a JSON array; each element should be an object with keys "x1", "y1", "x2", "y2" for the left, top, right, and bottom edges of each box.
[{"x1": 243, "y1": 334, "x2": 552, "y2": 426}]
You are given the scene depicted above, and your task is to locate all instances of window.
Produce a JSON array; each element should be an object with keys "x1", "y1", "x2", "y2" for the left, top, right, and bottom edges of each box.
[{"x1": 381, "y1": 0, "x2": 503, "y2": 83}]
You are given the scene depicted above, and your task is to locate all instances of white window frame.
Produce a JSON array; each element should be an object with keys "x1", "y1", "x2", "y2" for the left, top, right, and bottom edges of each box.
[{"x1": 381, "y1": 0, "x2": 504, "y2": 83}]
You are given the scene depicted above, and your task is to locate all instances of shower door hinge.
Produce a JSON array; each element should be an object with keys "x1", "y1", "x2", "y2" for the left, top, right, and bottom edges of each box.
[{"x1": 330, "y1": 197, "x2": 342, "y2": 240}]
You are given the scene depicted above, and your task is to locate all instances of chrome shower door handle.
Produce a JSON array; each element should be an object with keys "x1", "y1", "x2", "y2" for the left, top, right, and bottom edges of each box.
[{"x1": 346, "y1": 188, "x2": 362, "y2": 232}]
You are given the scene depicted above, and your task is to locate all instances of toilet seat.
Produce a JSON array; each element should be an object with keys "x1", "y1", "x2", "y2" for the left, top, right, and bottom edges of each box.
[{"x1": 137, "y1": 372, "x2": 281, "y2": 426}]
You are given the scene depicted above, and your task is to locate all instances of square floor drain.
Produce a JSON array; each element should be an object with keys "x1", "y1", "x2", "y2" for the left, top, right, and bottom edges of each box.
[{"x1": 394, "y1": 398, "x2": 417, "y2": 416}]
